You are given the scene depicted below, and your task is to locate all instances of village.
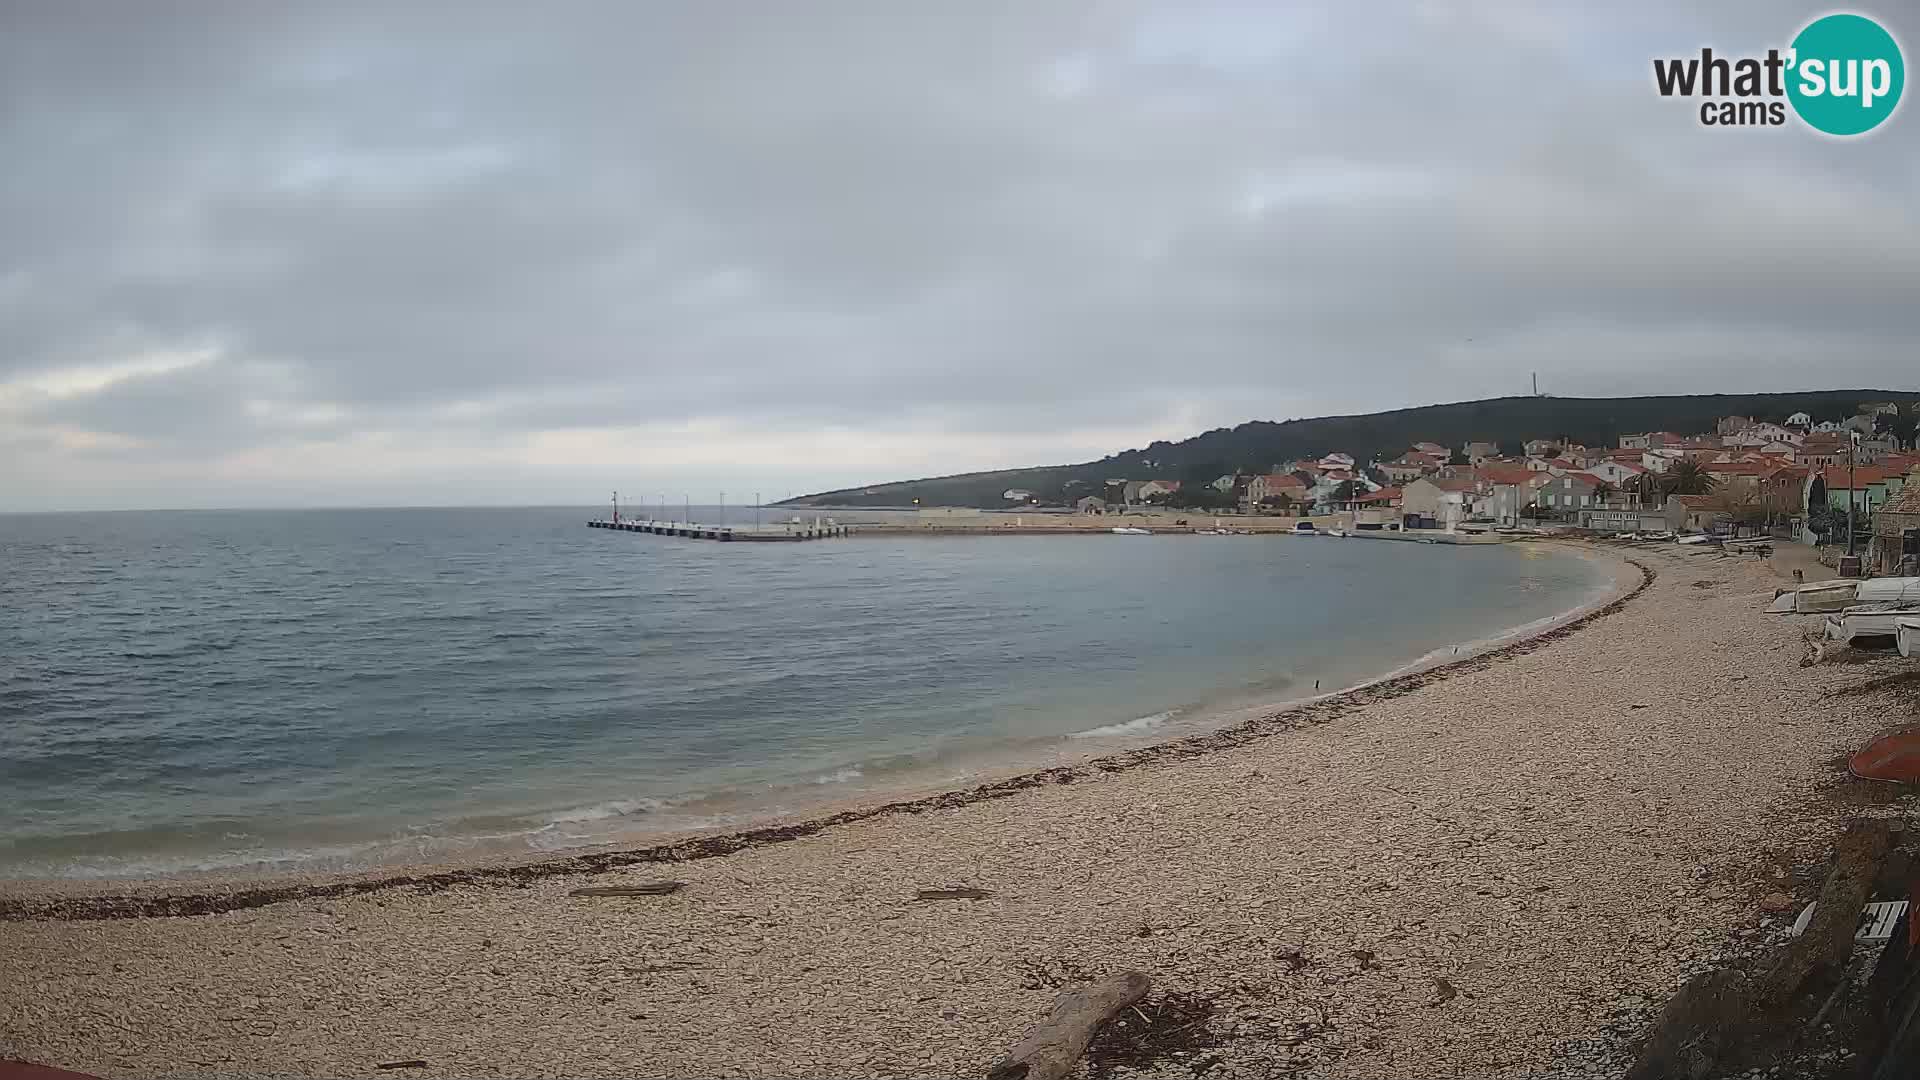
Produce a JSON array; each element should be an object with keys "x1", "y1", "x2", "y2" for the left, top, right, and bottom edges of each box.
[{"x1": 1065, "y1": 402, "x2": 1920, "y2": 576}]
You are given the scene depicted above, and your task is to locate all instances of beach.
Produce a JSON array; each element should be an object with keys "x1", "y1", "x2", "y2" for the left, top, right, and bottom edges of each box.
[{"x1": 3, "y1": 542, "x2": 1913, "y2": 1078}]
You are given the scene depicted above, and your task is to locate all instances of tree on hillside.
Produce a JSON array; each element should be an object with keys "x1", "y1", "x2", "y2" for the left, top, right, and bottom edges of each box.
[
  {"x1": 1331, "y1": 480, "x2": 1359, "y2": 503},
  {"x1": 1165, "y1": 487, "x2": 1232, "y2": 510},
  {"x1": 1662, "y1": 459, "x2": 1716, "y2": 497},
  {"x1": 779, "y1": 389, "x2": 1908, "y2": 508},
  {"x1": 1182, "y1": 461, "x2": 1230, "y2": 487},
  {"x1": 1449, "y1": 449, "x2": 1470, "y2": 465},
  {"x1": 1497, "y1": 440, "x2": 1524, "y2": 458}
]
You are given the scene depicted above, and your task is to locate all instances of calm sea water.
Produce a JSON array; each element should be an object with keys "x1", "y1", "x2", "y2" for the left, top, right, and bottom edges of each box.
[{"x1": 0, "y1": 508, "x2": 1609, "y2": 879}]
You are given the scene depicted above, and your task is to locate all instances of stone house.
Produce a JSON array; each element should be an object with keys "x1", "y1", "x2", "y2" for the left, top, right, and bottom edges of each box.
[{"x1": 1871, "y1": 468, "x2": 1920, "y2": 574}]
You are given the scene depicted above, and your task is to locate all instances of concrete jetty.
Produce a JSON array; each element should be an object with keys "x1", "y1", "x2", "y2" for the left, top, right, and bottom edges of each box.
[{"x1": 586, "y1": 518, "x2": 852, "y2": 542}]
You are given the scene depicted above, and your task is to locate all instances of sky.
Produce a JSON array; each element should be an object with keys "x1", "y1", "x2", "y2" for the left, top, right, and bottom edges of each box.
[{"x1": 1, "y1": 1, "x2": 1916, "y2": 511}]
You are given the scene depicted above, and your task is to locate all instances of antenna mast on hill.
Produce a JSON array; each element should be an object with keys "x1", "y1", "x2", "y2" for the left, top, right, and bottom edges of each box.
[{"x1": 1532, "y1": 372, "x2": 1539, "y2": 397}]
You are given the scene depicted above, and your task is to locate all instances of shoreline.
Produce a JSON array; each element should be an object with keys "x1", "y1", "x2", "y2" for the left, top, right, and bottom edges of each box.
[
  {"x1": 7, "y1": 542, "x2": 1911, "y2": 1078},
  {"x1": 0, "y1": 542, "x2": 1644, "y2": 922}
]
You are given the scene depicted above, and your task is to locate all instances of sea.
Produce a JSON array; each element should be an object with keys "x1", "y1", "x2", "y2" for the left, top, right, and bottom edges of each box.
[{"x1": 0, "y1": 507, "x2": 1613, "y2": 880}]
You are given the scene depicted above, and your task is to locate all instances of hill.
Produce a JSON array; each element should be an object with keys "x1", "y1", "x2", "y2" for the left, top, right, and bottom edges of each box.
[{"x1": 781, "y1": 390, "x2": 1916, "y2": 508}]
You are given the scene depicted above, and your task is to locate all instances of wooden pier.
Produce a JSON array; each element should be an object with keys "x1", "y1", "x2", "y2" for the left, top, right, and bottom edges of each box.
[{"x1": 587, "y1": 518, "x2": 852, "y2": 542}]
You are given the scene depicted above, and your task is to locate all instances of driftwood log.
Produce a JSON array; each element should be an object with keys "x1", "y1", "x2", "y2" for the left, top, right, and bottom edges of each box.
[
  {"x1": 1628, "y1": 818, "x2": 1894, "y2": 1079},
  {"x1": 915, "y1": 887, "x2": 993, "y2": 901},
  {"x1": 568, "y1": 882, "x2": 686, "y2": 898},
  {"x1": 1757, "y1": 819, "x2": 1893, "y2": 1003},
  {"x1": 986, "y1": 971, "x2": 1150, "y2": 1080}
]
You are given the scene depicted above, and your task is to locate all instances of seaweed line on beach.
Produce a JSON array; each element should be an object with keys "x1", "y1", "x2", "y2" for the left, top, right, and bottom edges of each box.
[{"x1": 0, "y1": 551, "x2": 1654, "y2": 923}]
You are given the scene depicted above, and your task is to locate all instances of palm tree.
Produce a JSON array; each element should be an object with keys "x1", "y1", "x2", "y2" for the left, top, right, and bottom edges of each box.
[{"x1": 1663, "y1": 459, "x2": 1717, "y2": 497}]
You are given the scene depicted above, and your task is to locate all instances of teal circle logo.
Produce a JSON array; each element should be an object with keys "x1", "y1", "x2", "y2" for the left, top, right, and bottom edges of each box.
[{"x1": 1787, "y1": 13, "x2": 1905, "y2": 135}]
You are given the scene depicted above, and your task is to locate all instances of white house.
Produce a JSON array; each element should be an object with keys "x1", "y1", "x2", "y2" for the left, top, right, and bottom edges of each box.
[
  {"x1": 1307, "y1": 470, "x2": 1375, "y2": 511},
  {"x1": 1538, "y1": 472, "x2": 1605, "y2": 517},
  {"x1": 1586, "y1": 459, "x2": 1648, "y2": 487},
  {"x1": 1461, "y1": 441, "x2": 1499, "y2": 466},
  {"x1": 1619, "y1": 432, "x2": 1683, "y2": 451},
  {"x1": 1134, "y1": 480, "x2": 1180, "y2": 500},
  {"x1": 1246, "y1": 473, "x2": 1308, "y2": 505},
  {"x1": 1641, "y1": 449, "x2": 1686, "y2": 474},
  {"x1": 1787, "y1": 411, "x2": 1812, "y2": 428},
  {"x1": 1728, "y1": 423, "x2": 1802, "y2": 449},
  {"x1": 1401, "y1": 476, "x2": 1479, "y2": 530},
  {"x1": 1002, "y1": 488, "x2": 1036, "y2": 502}
]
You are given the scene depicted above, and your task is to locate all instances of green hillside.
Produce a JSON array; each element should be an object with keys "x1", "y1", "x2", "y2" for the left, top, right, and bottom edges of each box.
[{"x1": 781, "y1": 390, "x2": 1917, "y2": 508}]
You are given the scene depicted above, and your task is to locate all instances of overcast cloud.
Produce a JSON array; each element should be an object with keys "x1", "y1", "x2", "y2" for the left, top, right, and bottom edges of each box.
[{"x1": 1, "y1": 1, "x2": 1916, "y2": 510}]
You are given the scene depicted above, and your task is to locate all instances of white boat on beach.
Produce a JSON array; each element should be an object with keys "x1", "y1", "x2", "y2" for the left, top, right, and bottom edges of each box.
[
  {"x1": 1111, "y1": 526, "x2": 1152, "y2": 536},
  {"x1": 1897, "y1": 616, "x2": 1920, "y2": 658},
  {"x1": 1857, "y1": 577, "x2": 1920, "y2": 606},
  {"x1": 1767, "y1": 580, "x2": 1857, "y2": 615},
  {"x1": 1824, "y1": 605, "x2": 1920, "y2": 647},
  {"x1": 1326, "y1": 529, "x2": 1349, "y2": 538}
]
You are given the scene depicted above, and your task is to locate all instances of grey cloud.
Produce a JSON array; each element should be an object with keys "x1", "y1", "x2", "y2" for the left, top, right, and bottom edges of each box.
[{"x1": 2, "y1": 1, "x2": 1917, "y2": 507}]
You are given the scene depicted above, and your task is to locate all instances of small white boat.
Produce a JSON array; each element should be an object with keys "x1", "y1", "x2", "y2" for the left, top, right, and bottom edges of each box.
[
  {"x1": 1898, "y1": 615, "x2": 1920, "y2": 658},
  {"x1": 1326, "y1": 529, "x2": 1348, "y2": 538},
  {"x1": 1857, "y1": 577, "x2": 1920, "y2": 606},
  {"x1": 1677, "y1": 534, "x2": 1713, "y2": 545},
  {"x1": 1110, "y1": 526, "x2": 1152, "y2": 536},
  {"x1": 1824, "y1": 605, "x2": 1920, "y2": 646},
  {"x1": 1767, "y1": 580, "x2": 1857, "y2": 615}
]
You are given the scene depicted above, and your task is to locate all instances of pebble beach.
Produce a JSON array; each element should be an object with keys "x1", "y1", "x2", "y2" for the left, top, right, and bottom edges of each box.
[{"x1": 3, "y1": 542, "x2": 1914, "y2": 1079}]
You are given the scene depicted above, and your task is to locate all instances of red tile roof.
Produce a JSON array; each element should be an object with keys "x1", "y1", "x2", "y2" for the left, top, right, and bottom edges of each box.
[
  {"x1": 1813, "y1": 465, "x2": 1902, "y2": 487},
  {"x1": 1478, "y1": 464, "x2": 1537, "y2": 486}
]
